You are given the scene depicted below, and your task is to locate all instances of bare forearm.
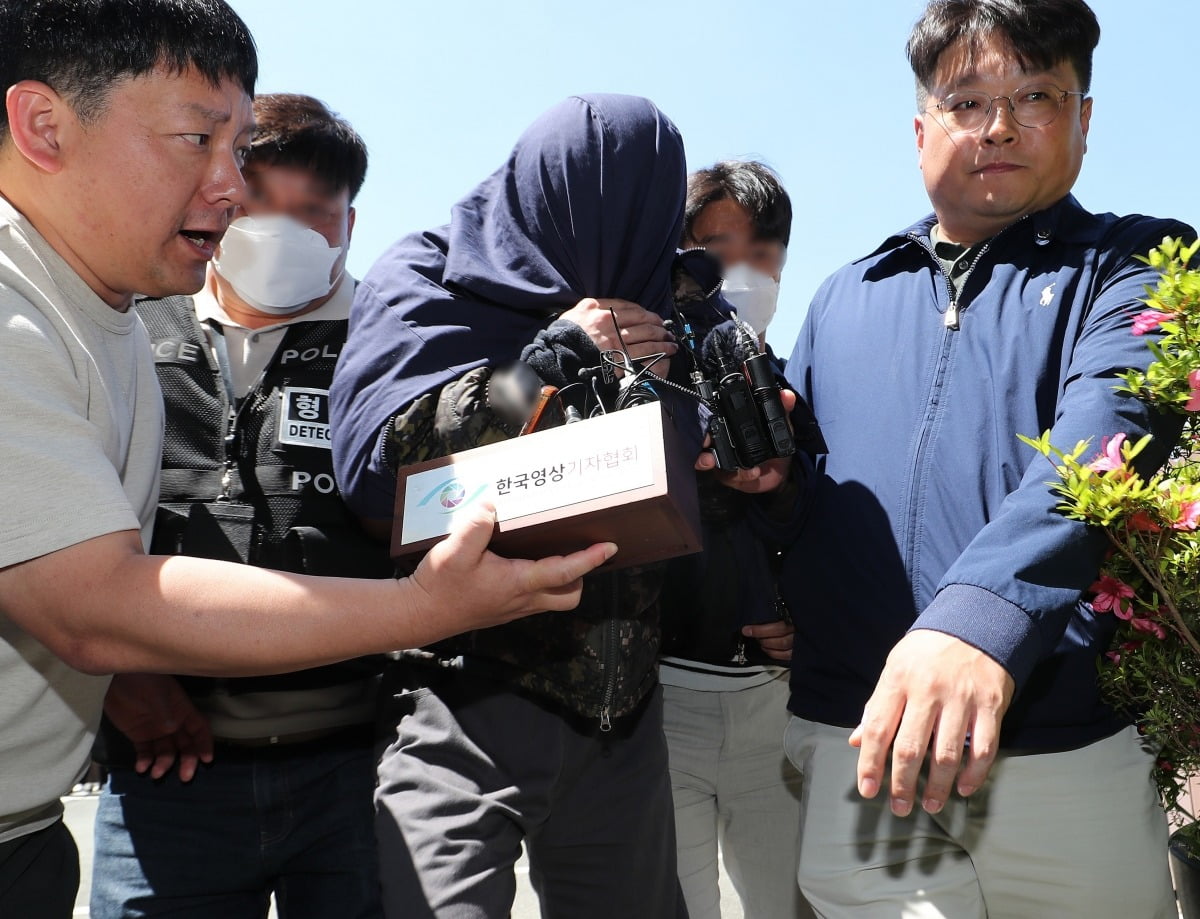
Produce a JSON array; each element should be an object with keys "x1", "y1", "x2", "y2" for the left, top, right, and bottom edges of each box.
[
  {"x1": 88, "y1": 554, "x2": 432, "y2": 676},
  {"x1": 1, "y1": 513, "x2": 610, "y2": 676},
  {"x1": 4, "y1": 532, "x2": 430, "y2": 675}
]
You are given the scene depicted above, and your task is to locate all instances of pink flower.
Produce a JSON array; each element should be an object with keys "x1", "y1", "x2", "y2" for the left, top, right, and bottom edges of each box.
[
  {"x1": 1130, "y1": 616, "x2": 1166, "y2": 640},
  {"x1": 1132, "y1": 310, "x2": 1175, "y2": 335},
  {"x1": 1088, "y1": 433, "x2": 1127, "y2": 474},
  {"x1": 1107, "y1": 639, "x2": 1147, "y2": 664},
  {"x1": 1089, "y1": 574, "x2": 1135, "y2": 619},
  {"x1": 1173, "y1": 499, "x2": 1200, "y2": 531},
  {"x1": 1186, "y1": 370, "x2": 1200, "y2": 412}
]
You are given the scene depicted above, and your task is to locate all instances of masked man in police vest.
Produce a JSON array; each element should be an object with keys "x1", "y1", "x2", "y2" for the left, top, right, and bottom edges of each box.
[{"x1": 90, "y1": 94, "x2": 390, "y2": 919}]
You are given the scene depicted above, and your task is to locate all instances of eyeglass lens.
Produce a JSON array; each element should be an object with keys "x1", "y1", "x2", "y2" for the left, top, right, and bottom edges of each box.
[{"x1": 936, "y1": 83, "x2": 1072, "y2": 132}]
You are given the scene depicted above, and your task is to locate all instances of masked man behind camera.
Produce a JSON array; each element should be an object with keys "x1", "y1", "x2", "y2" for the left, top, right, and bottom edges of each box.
[
  {"x1": 89, "y1": 93, "x2": 391, "y2": 919},
  {"x1": 659, "y1": 160, "x2": 815, "y2": 919}
]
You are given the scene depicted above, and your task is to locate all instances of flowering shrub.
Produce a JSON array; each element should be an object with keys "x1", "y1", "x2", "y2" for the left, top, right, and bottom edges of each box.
[{"x1": 1021, "y1": 236, "x2": 1200, "y2": 849}]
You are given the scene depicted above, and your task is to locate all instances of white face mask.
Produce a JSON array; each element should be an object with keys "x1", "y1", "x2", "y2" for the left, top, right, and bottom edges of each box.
[
  {"x1": 721, "y1": 262, "x2": 780, "y2": 336},
  {"x1": 213, "y1": 215, "x2": 344, "y2": 316}
]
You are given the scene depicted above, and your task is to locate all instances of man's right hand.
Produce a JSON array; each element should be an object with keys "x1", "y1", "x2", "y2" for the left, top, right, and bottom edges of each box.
[
  {"x1": 849, "y1": 629, "x2": 1015, "y2": 817},
  {"x1": 558, "y1": 297, "x2": 676, "y2": 376},
  {"x1": 409, "y1": 502, "x2": 617, "y2": 634}
]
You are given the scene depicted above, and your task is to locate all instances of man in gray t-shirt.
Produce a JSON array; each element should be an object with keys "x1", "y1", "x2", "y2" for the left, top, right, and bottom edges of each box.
[{"x1": 0, "y1": 4, "x2": 609, "y2": 914}]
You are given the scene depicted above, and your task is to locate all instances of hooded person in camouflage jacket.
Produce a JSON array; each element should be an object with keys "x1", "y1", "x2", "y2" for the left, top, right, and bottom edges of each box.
[{"x1": 328, "y1": 94, "x2": 708, "y2": 918}]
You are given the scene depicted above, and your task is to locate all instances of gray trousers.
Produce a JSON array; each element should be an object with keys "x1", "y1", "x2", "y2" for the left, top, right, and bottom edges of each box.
[
  {"x1": 783, "y1": 718, "x2": 1175, "y2": 918},
  {"x1": 664, "y1": 676, "x2": 814, "y2": 919},
  {"x1": 375, "y1": 664, "x2": 687, "y2": 919}
]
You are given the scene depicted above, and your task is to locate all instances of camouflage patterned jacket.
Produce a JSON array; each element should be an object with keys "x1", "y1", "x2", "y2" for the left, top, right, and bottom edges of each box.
[{"x1": 385, "y1": 359, "x2": 663, "y2": 728}]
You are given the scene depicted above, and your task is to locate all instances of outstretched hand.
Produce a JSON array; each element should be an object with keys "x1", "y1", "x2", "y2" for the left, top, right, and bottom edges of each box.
[
  {"x1": 848, "y1": 629, "x2": 1015, "y2": 816},
  {"x1": 103, "y1": 673, "x2": 213, "y2": 781},
  {"x1": 410, "y1": 502, "x2": 617, "y2": 635}
]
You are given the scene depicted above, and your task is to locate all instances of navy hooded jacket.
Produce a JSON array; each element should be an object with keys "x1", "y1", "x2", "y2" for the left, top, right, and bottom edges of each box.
[
  {"x1": 326, "y1": 94, "x2": 696, "y2": 723},
  {"x1": 779, "y1": 196, "x2": 1193, "y2": 750},
  {"x1": 329, "y1": 94, "x2": 687, "y2": 523}
]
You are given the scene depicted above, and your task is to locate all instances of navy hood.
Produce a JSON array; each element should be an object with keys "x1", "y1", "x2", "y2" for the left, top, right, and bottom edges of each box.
[{"x1": 330, "y1": 93, "x2": 687, "y2": 519}]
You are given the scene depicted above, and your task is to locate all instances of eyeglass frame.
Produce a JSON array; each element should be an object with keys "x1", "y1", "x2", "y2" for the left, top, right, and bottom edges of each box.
[{"x1": 924, "y1": 83, "x2": 1088, "y2": 134}]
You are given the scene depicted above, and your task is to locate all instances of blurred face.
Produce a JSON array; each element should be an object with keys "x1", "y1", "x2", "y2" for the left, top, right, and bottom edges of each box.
[
  {"x1": 211, "y1": 162, "x2": 355, "y2": 323},
  {"x1": 55, "y1": 66, "x2": 254, "y2": 308},
  {"x1": 685, "y1": 198, "x2": 785, "y2": 280},
  {"x1": 916, "y1": 33, "x2": 1091, "y2": 245},
  {"x1": 238, "y1": 162, "x2": 354, "y2": 256}
]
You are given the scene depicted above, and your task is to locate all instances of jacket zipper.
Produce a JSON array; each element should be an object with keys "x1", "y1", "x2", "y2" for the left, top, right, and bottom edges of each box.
[
  {"x1": 944, "y1": 241, "x2": 995, "y2": 330},
  {"x1": 204, "y1": 319, "x2": 239, "y2": 502},
  {"x1": 211, "y1": 326, "x2": 279, "y2": 502},
  {"x1": 598, "y1": 575, "x2": 619, "y2": 732},
  {"x1": 899, "y1": 218, "x2": 1032, "y2": 589},
  {"x1": 911, "y1": 234, "x2": 963, "y2": 330},
  {"x1": 218, "y1": 416, "x2": 236, "y2": 499},
  {"x1": 218, "y1": 372, "x2": 273, "y2": 501},
  {"x1": 901, "y1": 235, "x2": 970, "y2": 590},
  {"x1": 914, "y1": 215, "x2": 1030, "y2": 331}
]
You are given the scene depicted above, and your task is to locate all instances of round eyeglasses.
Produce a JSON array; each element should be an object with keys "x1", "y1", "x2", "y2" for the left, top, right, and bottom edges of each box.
[{"x1": 926, "y1": 83, "x2": 1086, "y2": 134}]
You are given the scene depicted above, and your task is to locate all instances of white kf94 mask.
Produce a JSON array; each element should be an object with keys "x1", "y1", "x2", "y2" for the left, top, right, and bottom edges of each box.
[
  {"x1": 721, "y1": 262, "x2": 780, "y2": 336},
  {"x1": 213, "y1": 215, "x2": 344, "y2": 315}
]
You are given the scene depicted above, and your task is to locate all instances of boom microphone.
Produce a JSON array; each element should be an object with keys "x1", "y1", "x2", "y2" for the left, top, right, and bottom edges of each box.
[{"x1": 697, "y1": 321, "x2": 751, "y2": 380}]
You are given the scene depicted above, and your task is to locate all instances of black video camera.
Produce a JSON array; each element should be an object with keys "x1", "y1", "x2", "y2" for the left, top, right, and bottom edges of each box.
[{"x1": 679, "y1": 315, "x2": 796, "y2": 470}]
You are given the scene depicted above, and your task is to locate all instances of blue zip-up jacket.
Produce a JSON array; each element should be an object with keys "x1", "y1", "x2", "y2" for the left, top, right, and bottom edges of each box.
[{"x1": 780, "y1": 195, "x2": 1194, "y2": 750}]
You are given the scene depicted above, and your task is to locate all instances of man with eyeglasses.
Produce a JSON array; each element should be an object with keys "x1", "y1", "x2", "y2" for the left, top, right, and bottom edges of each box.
[{"x1": 753, "y1": 0, "x2": 1195, "y2": 915}]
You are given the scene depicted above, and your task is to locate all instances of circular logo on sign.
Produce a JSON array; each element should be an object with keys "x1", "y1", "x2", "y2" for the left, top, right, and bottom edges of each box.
[{"x1": 438, "y1": 482, "x2": 467, "y2": 509}]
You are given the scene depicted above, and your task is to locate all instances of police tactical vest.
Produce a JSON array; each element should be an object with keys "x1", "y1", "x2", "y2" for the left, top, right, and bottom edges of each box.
[{"x1": 136, "y1": 295, "x2": 390, "y2": 694}]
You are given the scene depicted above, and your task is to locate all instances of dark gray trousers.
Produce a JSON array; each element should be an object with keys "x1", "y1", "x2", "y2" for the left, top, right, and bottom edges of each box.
[
  {"x1": 0, "y1": 818, "x2": 79, "y2": 919},
  {"x1": 375, "y1": 665, "x2": 687, "y2": 919}
]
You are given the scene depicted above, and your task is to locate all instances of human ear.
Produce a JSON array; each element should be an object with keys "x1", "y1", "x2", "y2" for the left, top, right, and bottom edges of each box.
[
  {"x1": 5, "y1": 81, "x2": 67, "y2": 174},
  {"x1": 347, "y1": 205, "x2": 356, "y2": 241},
  {"x1": 915, "y1": 114, "x2": 925, "y2": 166},
  {"x1": 1079, "y1": 96, "x2": 1093, "y2": 154}
]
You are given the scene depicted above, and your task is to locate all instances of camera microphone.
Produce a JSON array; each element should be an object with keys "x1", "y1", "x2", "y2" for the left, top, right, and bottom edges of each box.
[{"x1": 697, "y1": 322, "x2": 750, "y2": 378}]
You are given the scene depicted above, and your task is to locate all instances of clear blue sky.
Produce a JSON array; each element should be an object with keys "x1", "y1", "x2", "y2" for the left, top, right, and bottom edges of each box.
[{"x1": 229, "y1": 0, "x2": 1200, "y2": 357}]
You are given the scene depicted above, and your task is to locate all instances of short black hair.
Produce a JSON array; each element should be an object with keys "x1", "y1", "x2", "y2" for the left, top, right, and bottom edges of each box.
[
  {"x1": 247, "y1": 94, "x2": 369, "y2": 202},
  {"x1": 683, "y1": 160, "x2": 792, "y2": 247},
  {"x1": 0, "y1": 0, "x2": 257, "y2": 139},
  {"x1": 907, "y1": 0, "x2": 1100, "y2": 108}
]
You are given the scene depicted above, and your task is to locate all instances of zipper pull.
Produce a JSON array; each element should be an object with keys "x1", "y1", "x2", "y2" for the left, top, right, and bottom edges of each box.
[
  {"x1": 775, "y1": 594, "x2": 793, "y2": 627},
  {"x1": 735, "y1": 640, "x2": 748, "y2": 666},
  {"x1": 944, "y1": 298, "x2": 960, "y2": 331},
  {"x1": 599, "y1": 707, "x2": 612, "y2": 732},
  {"x1": 219, "y1": 412, "x2": 238, "y2": 501}
]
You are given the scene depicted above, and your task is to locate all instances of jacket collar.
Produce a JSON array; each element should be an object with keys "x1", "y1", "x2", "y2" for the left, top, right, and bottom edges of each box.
[{"x1": 859, "y1": 194, "x2": 1106, "y2": 263}]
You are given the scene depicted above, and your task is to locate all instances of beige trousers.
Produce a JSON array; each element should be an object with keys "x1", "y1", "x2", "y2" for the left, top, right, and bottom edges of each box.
[
  {"x1": 783, "y1": 717, "x2": 1176, "y2": 919},
  {"x1": 664, "y1": 675, "x2": 815, "y2": 919}
]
